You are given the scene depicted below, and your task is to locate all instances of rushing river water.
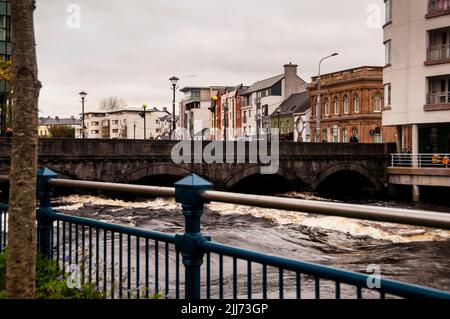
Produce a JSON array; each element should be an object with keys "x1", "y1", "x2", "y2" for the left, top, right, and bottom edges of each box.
[{"x1": 53, "y1": 193, "x2": 450, "y2": 297}]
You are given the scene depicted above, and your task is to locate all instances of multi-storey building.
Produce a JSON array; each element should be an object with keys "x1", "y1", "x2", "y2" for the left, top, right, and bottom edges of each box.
[
  {"x1": 179, "y1": 86, "x2": 233, "y2": 140},
  {"x1": 83, "y1": 107, "x2": 170, "y2": 140},
  {"x1": 383, "y1": 0, "x2": 450, "y2": 154},
  {"x1": 0, "y1": 0, "x2": 11, "y2": 135},
  {"x1": 310, "y1": 66, "x2": 396, "y2": 143},
  {"x1": 38, "y1": 116, "x2": 82, "y2": 138},
  {"x1": 270, "y1": 91, "x2": 311, "y2": 142},
  {"x1": 241, "y1": 63, "x2": 308, "y2": 139},
  {"x1": 215, "y1": 84, "x2": 248, "y2": 141}
]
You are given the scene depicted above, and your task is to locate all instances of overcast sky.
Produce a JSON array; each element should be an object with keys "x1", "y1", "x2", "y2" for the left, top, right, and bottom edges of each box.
[{"x1": 34, "y1": 0, "x2": 385, "y2": 117}]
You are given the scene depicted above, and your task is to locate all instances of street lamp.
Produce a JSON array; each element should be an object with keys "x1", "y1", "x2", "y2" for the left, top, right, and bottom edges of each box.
[
  {"x1": 223, "y1": 102, "x2": 229, "y2": 142},
  {"x1": 133, "y1": 121, "x2": 137, "y2": 140},
  {"x1": 209, "y1": 96, "x2": 218, "y2": 140},
  {"x1": 169, "y1": 76, "x2": 179, "y2": 139},
  {"x1": 142, "y1": 103, "x2": 148, "y2": 140},
  {"x1": 79, "y1": 91, "x2": 87, "y2": 138},
  {"x1": 316, "y1": 53, "x2": 338, "y2": 142}
]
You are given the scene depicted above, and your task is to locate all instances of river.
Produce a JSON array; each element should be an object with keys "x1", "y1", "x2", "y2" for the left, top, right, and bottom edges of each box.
[{"x1": 53, "y1": 193, "x2": 450, "y2": 298}]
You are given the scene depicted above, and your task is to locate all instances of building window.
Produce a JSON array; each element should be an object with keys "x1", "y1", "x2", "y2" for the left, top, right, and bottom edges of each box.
[
  {"x1": 91, "y1": 121, "x2": 99, "y2": 126},
  {"x1": 384, "y1": 83, "x2": 392, "y2": 107},
  {"x1": 112, "y1": 129, "x2": 119, "y2": 133},
  {"x1": 324, "y1": 98, "x2": 330, "y2": 115},
  {"x1": 385, "y1": 0, "x2": 392, "y2": 23},
  {"x1": 333, "y1": 125, "x2": 339, "y2": 143},
  {"x1": 112, "y1": 120, "x2": 119, "y2": 125},
  {"x1": 343, "y1": 96, "x2": 349, "y2": 114},
  {"x1": 0, "y1": 16, "x2": 7, "y2": 42},
  {"x1": 374, "y1": 94, "x2": 382, "y2": 112},
  {"x1": 354, "y1": 95, "x2": 360, "y2": 113},
  {"x1": 334, "y1": 97, "x2": 339, "y2": 115},
  {"x1": 374, "y1": 127, "x2": 383, "y2": 143},
  {"x1": 342, "y1": 128, "x2": 348, "y2": 143},
  {"x1": 322, "y1": 129, "x2": 327, "y2": 142},
  {"x1": 385, "y1": 40, "x2": 391, "y2": 65}
]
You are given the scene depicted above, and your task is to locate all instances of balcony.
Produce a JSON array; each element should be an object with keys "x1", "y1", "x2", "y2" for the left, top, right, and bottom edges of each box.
[
  {"x1": 425, "y1": 91, "x2": 450, "y2": 111},
  {"x1": 426, "y1": 44, "x2": 450, "y2": 64},
  {"x1": 427, "y1": 0, "x2": 450, "y2": 18}
]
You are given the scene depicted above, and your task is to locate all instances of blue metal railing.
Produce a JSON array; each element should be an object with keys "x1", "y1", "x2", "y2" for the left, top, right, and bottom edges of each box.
[{"x1": 0, "y1": 169, "x2": 449, "y2": 299}]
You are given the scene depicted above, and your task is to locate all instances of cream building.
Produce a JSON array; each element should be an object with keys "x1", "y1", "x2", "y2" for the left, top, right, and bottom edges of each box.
[
  {"x1": 383, "y1": 0, "x2": 450, "y2": 154},
  {"x1": 83, "y1": 107, "x2": 170, "y2": 140}
]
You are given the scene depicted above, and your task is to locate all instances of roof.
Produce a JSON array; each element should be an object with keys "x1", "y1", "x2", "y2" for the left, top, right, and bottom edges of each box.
[
  {"x1": 84, "y1": 107, "x2": 169, "y2": 115},
  {"x1": 271, "y1": 92, "x2": 311, "y2": 116},
  {"x1": 39, "y1": 117, "x2": 81, "y2": 126},
  {"x1": 242, "y1": 74, "x2": 285, "y2": 95}
]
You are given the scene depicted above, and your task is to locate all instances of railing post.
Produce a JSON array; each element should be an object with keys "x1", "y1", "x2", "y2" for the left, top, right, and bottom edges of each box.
[
  {"x1": 174, "y1": 174, "x2": 213, "y2": 300},
  {"x1": 37, "y1": 167, "x2": 58, "y2": 258}
]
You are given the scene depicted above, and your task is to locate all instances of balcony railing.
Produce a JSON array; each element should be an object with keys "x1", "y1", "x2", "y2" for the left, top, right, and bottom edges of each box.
[
  {"x1": 428, "y1": 0, "x2": 450, "y2": 16},
  {"x1": 427, "y1": 44, "x2": 450, "y2": 62},
  {"x1": 391, "y1": 153, "x2": 450, "y2": 168},
  {"x1": 427, "y1": 91, "x2": 450, "y2": 105}
]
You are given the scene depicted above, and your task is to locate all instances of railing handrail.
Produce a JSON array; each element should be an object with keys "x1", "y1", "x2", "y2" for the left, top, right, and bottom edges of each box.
[
  {"x1": 2, "y1": 175, "x2": 449, "y2": 230},
  {"x1": 200, "y1": 240, "x2": 450, "y2": 299}
]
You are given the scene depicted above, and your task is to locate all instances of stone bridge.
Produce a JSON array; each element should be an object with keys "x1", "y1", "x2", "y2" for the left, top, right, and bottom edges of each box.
[{"x1": 0, "y1": 139, "x2": 395, "y2": 195}]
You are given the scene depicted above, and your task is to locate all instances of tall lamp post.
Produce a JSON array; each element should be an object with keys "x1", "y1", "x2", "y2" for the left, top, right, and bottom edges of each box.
[
  {"x1": 170, "y1": 76, "x2": 179, "y2": 139},
  {"x1": 223, "y1": 102, "x2": 229, "y2": 142},
  {"x1": 142, "y1": 103, "x2": 148, "y2": 140},
  {"x1": 276, "y1": 107, "x2": 282, "y2": 136},
  {"x1": 79, "y1": 91, "x2": 87, "y2": 138},
  {"x1": 316, "y1": 53, "x2": 338, "y2": 142},
  {"x1": 209, "y1": 96, "x2": 218, "y2": 140}
]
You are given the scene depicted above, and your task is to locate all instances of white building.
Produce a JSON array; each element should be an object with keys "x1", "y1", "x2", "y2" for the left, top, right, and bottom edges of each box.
[
  {"x1": 383, "y1": 0, "x2": 450, "y2": 154},
  {"x1": 83, "y1": 107, "x2": 170, "y2": 140},
  {"x1": 241, "y1": 63, "x2": 308, "y2": 139}
]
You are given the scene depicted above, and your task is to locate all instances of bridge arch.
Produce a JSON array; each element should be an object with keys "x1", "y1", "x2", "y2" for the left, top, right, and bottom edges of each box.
[
  {"x1": 223, "y1": 165, "x2": 304, "y2": 193},
  {"x1": 311, "y1": 162, "x2": 383, "y2": 194},
  {"x1": 115, "y1": 163, "x2": 196, "y2": 185}
]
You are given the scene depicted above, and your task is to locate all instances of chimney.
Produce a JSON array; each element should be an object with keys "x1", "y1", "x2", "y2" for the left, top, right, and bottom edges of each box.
[
  {"x1": 55, "y1": 116, "x2": 59, "y2": 121},
  {"x1": 163, "y1": 107, "x2": 167, "y2": 113},
  {"x1": 283, "y1": 62, "x2": 300, "y2": 99}
]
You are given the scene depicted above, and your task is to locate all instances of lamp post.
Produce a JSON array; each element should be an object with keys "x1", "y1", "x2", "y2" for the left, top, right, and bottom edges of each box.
[
  {"x1": 209, "y1": 96, "x2": 218, "y2": 140},
  {"x1": 223, "y1": 102, "x2": 229, "y2": 142},
  {"x1": 316, "y1": 53, "x2": 338, "y2": 142},
  {"x1": 133, "y1": 121, "x2": 136, "y2": 140},
  {"x1": 79, "y1": 91, "x2": 87, "y2": 138},
  {"x1": 142, "y1": 103, "x2": 148, "y2": 140},
  {"x1": 276, "y1": 107, "x2": 281, "y2": 135},
  {"x1": 170, "y1": 76, "x2": 179, "y2": 139}
]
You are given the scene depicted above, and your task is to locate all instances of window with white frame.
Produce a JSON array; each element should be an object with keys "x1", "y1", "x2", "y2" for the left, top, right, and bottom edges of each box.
[
  {"x1": 333, "y1": 97, "x2": 338, "y2": 115},
  {"x1": 342, "y1": 128, "x2": 348, "y2": 143},
  {"x1": 343, "y1": 96, "x2": 349, "y2": 114},
  {"x1": 354, "y1": 95, "x2": 360, "y2": 113},
  {"x1": 374, "y1": 94, "x2": 382, "y2": 112},
  {"x1": 384, "y1": 84, "x2": 391, "y2": 107},
  {"x1": 385, "y1": 40, "x2": 391, "y2": 65},
  {"x1": 374, "y1": 127, "x2": 383, "y2": 143},
  {"x1": 333, "y1": 125, "x2": 339, "y2": 143},
  {"x1": 325, "y1": 98, "x2": 330, "y2": 116}
]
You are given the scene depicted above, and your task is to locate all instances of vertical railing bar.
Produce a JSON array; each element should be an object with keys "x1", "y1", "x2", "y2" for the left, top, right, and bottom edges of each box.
[
  {"x1": 136, "y1": 237, "x2": 140, "y2": 300},
  {"x1": 88, "y1": 227, "x2": 92, "y2": 284},
  {"x1": 336, "y1": 281, "x2": 341, "y2": 300},
  {"x1": 296, "y1": 272, "x2": 301, "y2": 300},
  {"x1": 357, "y1": 286, "x2": 362, "y2": 299},
  {"x1": 56, "y1": 220, "x2": 60, "y2": 265},
  {"x1": 81, "y1": 225, "x2": 85, "y2": 284},
  {"x1": 103, "y1": 230, "x2": 107, "y2": 294},
  {"x1": 145, "y1": 238, "x2": 149, "y2": 299},
  {"x1": 68, "y1": 222, "x2": 72, "y2": 265},
  {"x1": 75, "y1": 224, "x2": 79, "y2": 265},
  {"x1": 155, "y1": 240, "x2": 159, "y2": 295},
  {"x1": 96, "y1": 228, "x2": 100, "y2": 289},
  {"x1": 62, "y1": 221, "x2": 66, "y2": 273},
  {"x1": 219, "y1": 254, "x2": 224, "y2": 300},
  {"x1": 127, "y1": 234, "x2": 131, "y2": 299},
  {"x1": 50, "y1": 221, "x2": 54, "y2": 260},
  {"x1": 233, "y1": 257, "x2": 237, "y2": 299},
  {"x1": 0, "y1": 209, "x2": 3, "y2": 251},
  {"x1": 165, "y1": 242, "x2": 169, "y2": 298},
  {"x1": 176, "y1": 250, "x2": 180, "y2": 300},
  {"x1": 247, "y1": 261, "x2": 252, "y2": 300},
  {"x1": 262, "y1": 264, "x2": 267, "y2": 299},
  {"x1": 119, "y1": 233, "x2": 123, "y2": 299},
  {"x1": 279, "y1": 269, "x2": 284, "y2": 300},
  {"x1": 111, "y1": 231, "x2": 115, "y2": 299},
  {"x1": 206, "y1": 252, "x2": 211, "y2": 300},
  {"x1": 315, "y1": 276, "x2": 320, "y2": 299}
]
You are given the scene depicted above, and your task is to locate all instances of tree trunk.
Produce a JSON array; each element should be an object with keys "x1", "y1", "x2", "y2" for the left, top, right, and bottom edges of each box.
[{"x1": 6, "y1": 0, "x2": 41, "y2": 299}]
